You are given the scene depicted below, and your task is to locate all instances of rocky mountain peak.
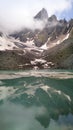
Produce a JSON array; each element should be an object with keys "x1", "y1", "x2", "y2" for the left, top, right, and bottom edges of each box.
[
  {"x1": 0, "y1": 9, "x2": 73, "y2": 69},
  {"x1": 59, "y1": 19, "x2": 67, "y2": 24},
  {"x1": 48, "y1": 15, "x2": 57, "y2": 22},
  {"x1": 34, "y1": 8, "x2": 48, "y2": 21}
]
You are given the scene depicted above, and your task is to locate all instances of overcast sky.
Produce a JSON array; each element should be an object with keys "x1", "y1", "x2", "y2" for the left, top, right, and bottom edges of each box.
[{"x1": 0, "y1": 0, "x2": 73, "y2": 32}]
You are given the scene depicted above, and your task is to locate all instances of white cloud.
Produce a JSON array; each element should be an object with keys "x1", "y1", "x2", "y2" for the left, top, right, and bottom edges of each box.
[
  {"x1": 0, "y1": 0, "x2": 72, "y2": 33},
  {"x1": 46, "y1": 0, "x2": 73, "y2": 14}
]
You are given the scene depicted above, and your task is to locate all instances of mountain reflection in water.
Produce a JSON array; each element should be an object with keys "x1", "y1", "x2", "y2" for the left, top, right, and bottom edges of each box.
[{"x1": 0, "y1": 70, "x2": 73, "y2": 130}]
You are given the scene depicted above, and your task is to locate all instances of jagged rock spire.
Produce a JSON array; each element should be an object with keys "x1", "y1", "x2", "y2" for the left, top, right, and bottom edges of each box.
[{"x1": 34, "y1": 8, "x2": 48, "y2": 20}]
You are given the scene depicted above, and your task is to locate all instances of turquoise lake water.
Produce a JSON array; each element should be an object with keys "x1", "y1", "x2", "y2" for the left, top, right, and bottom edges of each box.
[{"x1": 0, "y1": 69, "x2": 73, "y2": 130}]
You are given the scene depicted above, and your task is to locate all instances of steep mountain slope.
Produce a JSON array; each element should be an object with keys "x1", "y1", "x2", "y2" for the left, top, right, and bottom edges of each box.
[
  {"x1": 0, "y1": 8, "x2": 73, "y2": 69},
  {"x1": 43, "y1": 38, "x2": 73, "y2": 69},
  {"x1": 34, "y1": 8, "x2": 48, "y2": 21}
]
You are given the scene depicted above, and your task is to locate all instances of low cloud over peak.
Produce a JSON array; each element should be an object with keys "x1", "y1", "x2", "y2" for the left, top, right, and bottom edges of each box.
[{"x1": 0, "y1": 0, "x2": 73, "y2": 33}]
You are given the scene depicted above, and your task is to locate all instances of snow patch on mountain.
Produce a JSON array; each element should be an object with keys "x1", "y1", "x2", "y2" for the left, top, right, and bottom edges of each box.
[
  {"x1": 25, "y1": 40, "x2": 34, "y2": 46},
  {"x1": 0, "y1": 36, "x2": 18, "y2": 50},
  {"x1": 40, "y1": 42, "x2": 47, "y2": 50},
  {"x1": 46, "y1": 33, "x2": 70, "y2": 49}
]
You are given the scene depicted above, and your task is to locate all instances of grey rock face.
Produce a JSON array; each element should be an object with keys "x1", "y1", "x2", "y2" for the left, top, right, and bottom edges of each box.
[{"x1": 34, "y1": 8, "x2": 48, "y2": 21}]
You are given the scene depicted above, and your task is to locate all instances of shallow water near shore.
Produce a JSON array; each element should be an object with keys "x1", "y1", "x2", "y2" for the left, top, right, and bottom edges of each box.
[{"x1": 0, "y1": 69, "x2": 73, "y2": 130}]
